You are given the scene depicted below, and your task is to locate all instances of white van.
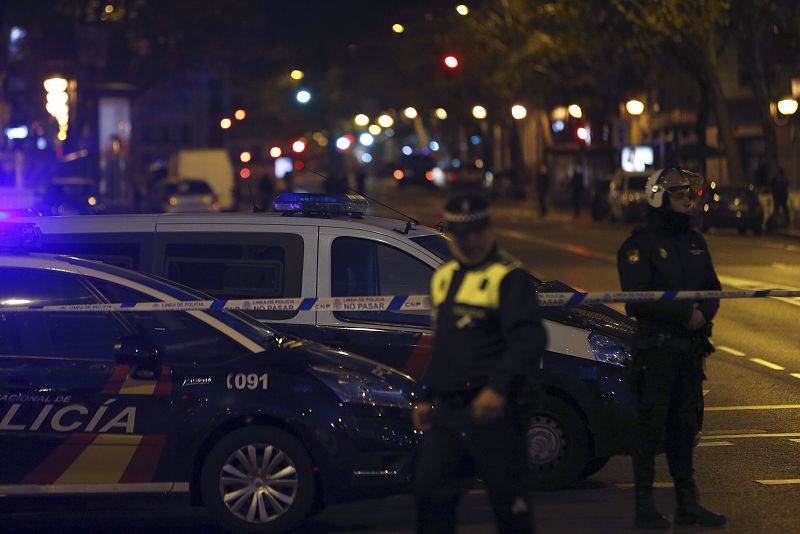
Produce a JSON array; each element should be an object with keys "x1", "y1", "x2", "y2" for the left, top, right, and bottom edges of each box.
[{"x1": 171, "y1": 149, "x2": 235, "y2": 210}]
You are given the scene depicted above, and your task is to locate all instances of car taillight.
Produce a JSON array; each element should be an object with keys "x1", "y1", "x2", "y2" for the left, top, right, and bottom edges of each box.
[
  {"x1": 393, "y1": 169, "x2": 404, "y2": 180},
  {"x1": 425, "y1": 171, "x2": 434, "y2": 181},
  {"x1": 448, "y1": 172, "x2": 456, "y2": 182}
]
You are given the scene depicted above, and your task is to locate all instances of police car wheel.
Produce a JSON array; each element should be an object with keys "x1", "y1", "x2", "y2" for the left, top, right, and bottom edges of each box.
[
  {"x1": 200, "y1": 426, "x2": 315, "y2": 533},
  {"x1": 524, "y1": 397, "x2": 588, "y2": 490}
]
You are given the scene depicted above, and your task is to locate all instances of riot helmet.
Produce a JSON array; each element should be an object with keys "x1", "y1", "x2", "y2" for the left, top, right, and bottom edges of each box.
[{"x1": 645, "y1": 167, "x2": 703, "y2": 209}]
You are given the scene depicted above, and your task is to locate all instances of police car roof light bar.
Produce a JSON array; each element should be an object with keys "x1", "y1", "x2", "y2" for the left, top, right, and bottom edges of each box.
[
  {"x1": 273, "y1": 193, "x2": 369, "y2": 217},
  {"x1": 0, "y1": 222, "x2": 42, "y2": 251}
]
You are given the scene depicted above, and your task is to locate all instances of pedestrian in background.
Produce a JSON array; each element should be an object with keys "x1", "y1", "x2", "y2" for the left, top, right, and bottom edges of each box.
[
  {"x1": 617, "y1": 168, "x2": 726, "y2": 530},
  {"x1": 413, "y1": 193, "x2": 546, "y2": 534},
  {"x1": 535, "y1": 163, "x2": 550, "y2": 218},
  {"x1": 571, "y1": 166, "x2": 584, "y2": 218}
]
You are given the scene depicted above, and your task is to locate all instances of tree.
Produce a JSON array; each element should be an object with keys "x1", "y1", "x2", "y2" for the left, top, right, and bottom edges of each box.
[{"x1": 611, "y1": 0, "x2": 747, "y2": 186}]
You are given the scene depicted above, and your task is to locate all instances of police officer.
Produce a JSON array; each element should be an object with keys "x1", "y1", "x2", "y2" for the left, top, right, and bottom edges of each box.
[
  {"x1": 413, "y1": 194, "x2": 547, "y2": 534},
  {"x1": 617, "y1": 168, "x2": 726, "y2": 529}
]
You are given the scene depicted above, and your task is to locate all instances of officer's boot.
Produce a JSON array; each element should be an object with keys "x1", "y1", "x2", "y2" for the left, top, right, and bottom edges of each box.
[
  {"x1": 674, "y1": 481, "x2": 726, "y2": 527},
  {"x1": 632, "y1": 453, "x2": 670, "y2": 530},
  {"x1": 634, "y1": 488, "x2": 671, "y2": 530}
]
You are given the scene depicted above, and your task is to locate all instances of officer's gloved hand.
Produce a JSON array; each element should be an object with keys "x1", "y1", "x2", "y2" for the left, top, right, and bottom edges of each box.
[
  {"x1": 685, "y1": 304, "x2": 707, "y2": 332},
  {"x1": 413, "y1": 402, "x2": 433, "y2": 431},
  {"x1": 472, "y1": 387, "x2": 506, "y2": 421}
]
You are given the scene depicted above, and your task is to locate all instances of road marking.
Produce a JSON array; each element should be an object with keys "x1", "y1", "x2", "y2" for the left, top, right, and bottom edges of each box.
[
  {"x1": 705, "y1": 405, "x2": 800, "y2": 412},
  {"x1": 494, "y1": 229, "x2": 617, "y2": 262},
  {"x1": 616, "y1": 482, "x2": 674, "y2": 490},
  {"x1": 790, "y1": 439, "x2": 800, "y2": 444},
  {"x1": 717, "y1": 274, "x2": 800, "y2": 308},
  {"x1": 750, "y1": 358, "x2": 785, "y2": 370},
  {"x1": 696, "y1": 441, "x2": 733, "y2": 447},
  {"x1": 717, "y1": 345, "x2": 746, "y2": 356},
  {"x1": 700, "y1": 432, "x2": 800, "y2": 439},
  {"x1": 756, "y1": 480, "x2": 800, "y2": 486},
  {"x1": 791, "y1": 373, "x2": 800, "y2": 379}
]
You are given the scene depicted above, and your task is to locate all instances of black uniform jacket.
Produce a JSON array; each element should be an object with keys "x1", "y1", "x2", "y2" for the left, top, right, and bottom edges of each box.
[
  {"x1": 617, "y1": 210, "x2": 721, "y2": 336},
  {"x1": 420, "y1": 246, "x2": 547, "y2": 401}
]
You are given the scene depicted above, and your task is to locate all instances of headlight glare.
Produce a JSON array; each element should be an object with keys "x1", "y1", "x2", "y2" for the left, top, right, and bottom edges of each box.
[
  {"x1": 309, "y1": 365, "x2": 411, "y2": 408},
  {"x1": 588, "y1": 333, "x2": 632, "y2": 367}
]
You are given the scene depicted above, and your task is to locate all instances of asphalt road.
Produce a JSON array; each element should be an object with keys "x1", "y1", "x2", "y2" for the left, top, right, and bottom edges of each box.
[{"x1": 4, "y1": 181, "x2": 800, "y2": 533}]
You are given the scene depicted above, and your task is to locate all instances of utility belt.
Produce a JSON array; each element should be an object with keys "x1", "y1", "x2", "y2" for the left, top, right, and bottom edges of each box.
[
  {"x1": 634, "y1": 331, "x2": 714, "y2": 356},
  {"x1": 433, "y1": 386, "x2": 485, "y2": 409}
]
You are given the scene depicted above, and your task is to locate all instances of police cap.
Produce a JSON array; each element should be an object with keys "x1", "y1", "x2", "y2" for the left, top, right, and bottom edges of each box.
[{"x1": 443, "y1": 194, "x2": 491, "y2": 234}]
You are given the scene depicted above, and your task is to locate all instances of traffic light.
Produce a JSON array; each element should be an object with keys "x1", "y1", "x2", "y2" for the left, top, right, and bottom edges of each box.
[
  {"x1": 576, "y1": 125, "x2": 588, "y2": 143},
  {"x1": 443, "y1": 54, "x2": 459, "y2": 70}
]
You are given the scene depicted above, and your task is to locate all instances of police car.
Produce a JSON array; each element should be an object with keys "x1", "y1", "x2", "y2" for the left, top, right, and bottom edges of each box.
[
  {"x1": 17, "y1": 193, "x2": 637, "y2": 489},
  {"x1": 0, "y1": 221, "x2": 416, "y2": 533}
]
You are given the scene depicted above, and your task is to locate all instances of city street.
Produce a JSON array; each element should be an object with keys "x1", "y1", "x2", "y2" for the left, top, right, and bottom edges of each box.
[{"x1": 4, "y1": 182, "x2": 800, "y2": 533}]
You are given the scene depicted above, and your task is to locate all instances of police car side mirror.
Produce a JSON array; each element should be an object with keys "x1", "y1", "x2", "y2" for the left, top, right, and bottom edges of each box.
[{"x1": 114, "y1": 336, "x2": 161, "y2": 380}]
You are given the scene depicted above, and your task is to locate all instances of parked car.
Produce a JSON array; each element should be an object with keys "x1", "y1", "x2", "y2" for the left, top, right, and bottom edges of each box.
[
  {"x1": 146, "y1": 179, "x2": 220, "y2": 213},
  {"x1": 608, "y1": 172, "x2": 649, "y2": 223},
  {"x1": 0, "y1": 220, "x2": 416, "y2": 534},
  {"x1": 37, "y1": 177, "x2": 105, "y2": 215},
  {"x1": 700, "y1": 184, "x2": 763, "y2": 235},
  {"x1": 445, "y1": 161, "x2": 491, "y2": 190},
  {"x1": 21, "y1": 192, "x2": 638, "y2": 490}
]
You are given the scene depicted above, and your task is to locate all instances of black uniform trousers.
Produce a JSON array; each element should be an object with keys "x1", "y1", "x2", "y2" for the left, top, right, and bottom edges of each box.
[
  {"x1": 631, "y1": 344, "x2": 704, "y2": 490},
  {"x1": 414, "y1": 400, "x2": 534, "y2": 534}
]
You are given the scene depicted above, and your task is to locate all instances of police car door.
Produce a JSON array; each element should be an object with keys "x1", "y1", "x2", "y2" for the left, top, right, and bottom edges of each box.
[
  {"x1": 317, "y1": 228, "x2": 437, "y2": 378},
  {"x1": 0, "y1": 266, "x2": 167, "y2": 490}
]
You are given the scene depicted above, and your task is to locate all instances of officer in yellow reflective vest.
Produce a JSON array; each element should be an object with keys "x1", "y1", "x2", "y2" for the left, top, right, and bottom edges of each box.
[{"x1": 413, "y1": 194, "x2": 547, "y2": 534}]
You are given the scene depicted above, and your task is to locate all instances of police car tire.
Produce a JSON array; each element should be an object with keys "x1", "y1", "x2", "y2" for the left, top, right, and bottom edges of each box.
[
  {"x1": 524, "y1": 396, "x2": 589, "y2": 490},
  {"x1": 200, "y1": 426, "x2": 315, "y2": 534}
]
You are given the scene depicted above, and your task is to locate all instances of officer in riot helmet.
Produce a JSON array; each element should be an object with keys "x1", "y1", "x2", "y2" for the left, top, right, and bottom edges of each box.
[
  {"x1": 412, "y1": 193, "x2": 546, "y2": 534},
  {"x1": 617, "y1": 168, "x2": 726, "y2": 529}
]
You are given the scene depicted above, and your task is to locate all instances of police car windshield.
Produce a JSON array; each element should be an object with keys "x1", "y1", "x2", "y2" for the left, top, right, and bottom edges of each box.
[
  {"x1": 66, "y1": 257, "x2": 277, "y2": 344},
  {"x1": 411, "y1": 234, "x2": 452, "y2": 261}
]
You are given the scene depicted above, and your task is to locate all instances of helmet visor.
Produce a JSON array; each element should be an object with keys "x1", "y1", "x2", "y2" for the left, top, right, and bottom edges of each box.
[{"x1": 659, "y1": 168, "x2": 704, "y2": 195}]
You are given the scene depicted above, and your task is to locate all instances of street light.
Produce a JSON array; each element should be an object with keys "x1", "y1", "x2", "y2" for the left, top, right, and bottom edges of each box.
[
  {"x1": 354, "y1": 114, "x2": 369, "y2": 126},
  {"x1": 456, "y1": 4, "x2": 469, "y2": 15},
  {"x1": 359, "y1": 133, "x2": 374, "y2": 146},
  {"x1": 511, "y1": 104, "x2": 527, "y2": 120},
  {"x1": 472, "y1": 105, "x2": 487, "y2": 120},
  {"x1": 290, "y1": 69, "x2": 304, "y2": 80},
  {"x1": 220, "y1": 118, "x2": 232, "y2": 129},
  {"x1": 292, "y1": 139, "x2": 306, "y2": 153},
  {"x1": 296, "y1": 90, "x2": 311, "y2": 104},
  {"x1": 777, "y1": 98, "x2": 798, "y2": 115},
  {"x1": 443, "y1": 55, "x2": 459, "y2": 69},
  {"x1": 403, "y1": 107, "x2": 418, "y2": 119},
  {"x1": 625, "y1": 99, "x2": 645, "y2": 116},
  {"x1": 377, "y1": 114, "x2": 394, "y2": 128},
  {"x1": 568, "y1": 104, "x2": 583, "y2": 119},
  {"x1": 269, "y1": 146, "x2": 282, "y2": 158},
  {"x1": 435, "y1": 108, "x2": 448, "y2": 120},
  {"x1": 392, "y1": 23, "x2": 405, "y2": 33},
  {"x1": 240, "y1": 151, "x2": 252, "y2": 163},
  {"x1": 234, "y1": 109, "x2": 246, "y2": 120}
]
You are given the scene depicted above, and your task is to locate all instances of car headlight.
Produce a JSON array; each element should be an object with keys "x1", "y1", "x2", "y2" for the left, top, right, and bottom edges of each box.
[
  {"x1": 309, "y1": 365, "x2": 412, "y2": 408},
  {"x1": 588, "y1": 333, "x2": 632, "y2": 367}
]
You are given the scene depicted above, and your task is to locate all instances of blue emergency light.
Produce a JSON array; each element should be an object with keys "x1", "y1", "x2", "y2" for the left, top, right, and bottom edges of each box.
[
  {"x1": 0, "y1": 222, "x2": 42, "y2": 251},
  {"x1": 273, "y1": 193, "x2": 369, "y2": 217}
]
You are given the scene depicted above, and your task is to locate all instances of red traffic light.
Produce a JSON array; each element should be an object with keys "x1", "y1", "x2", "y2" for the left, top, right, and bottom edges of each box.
[{"x1": 443, "y1": 55, "x2": 459, "y2": 69}]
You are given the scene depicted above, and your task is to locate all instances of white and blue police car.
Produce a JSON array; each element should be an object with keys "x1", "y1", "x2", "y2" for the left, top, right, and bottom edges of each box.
[
  {"x1": 17, "y1": 193, "x2": 638, "y2": 489},
  {"x1": 0, "y1": 221, "x2": 416, "y2": 533}
]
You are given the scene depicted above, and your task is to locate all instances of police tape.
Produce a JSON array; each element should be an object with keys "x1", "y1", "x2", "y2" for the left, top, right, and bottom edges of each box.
[{"x1": 1, "y1": 289, "x2": 799, "y2": 313}]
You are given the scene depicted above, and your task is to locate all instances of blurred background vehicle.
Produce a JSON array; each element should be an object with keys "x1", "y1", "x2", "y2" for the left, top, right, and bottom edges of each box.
[
  {"x1": 392, "y1": 154, "x2": 438, "y2": 188},
  {"x1": 608, "y1": 171, "x2": 649, "y2": 223},
  {"x1": 146, "y1": 178, "x2": 220, "y2": 213},
  {"x1": 445, "y1": 161, "x2": 491, "y2": 190},
  {"x1": 37, "y1": 177, "x2": 105, "y2": 215},
  {"x1": 700, "y1": 184, "x2": 763, "y2": 235}
]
